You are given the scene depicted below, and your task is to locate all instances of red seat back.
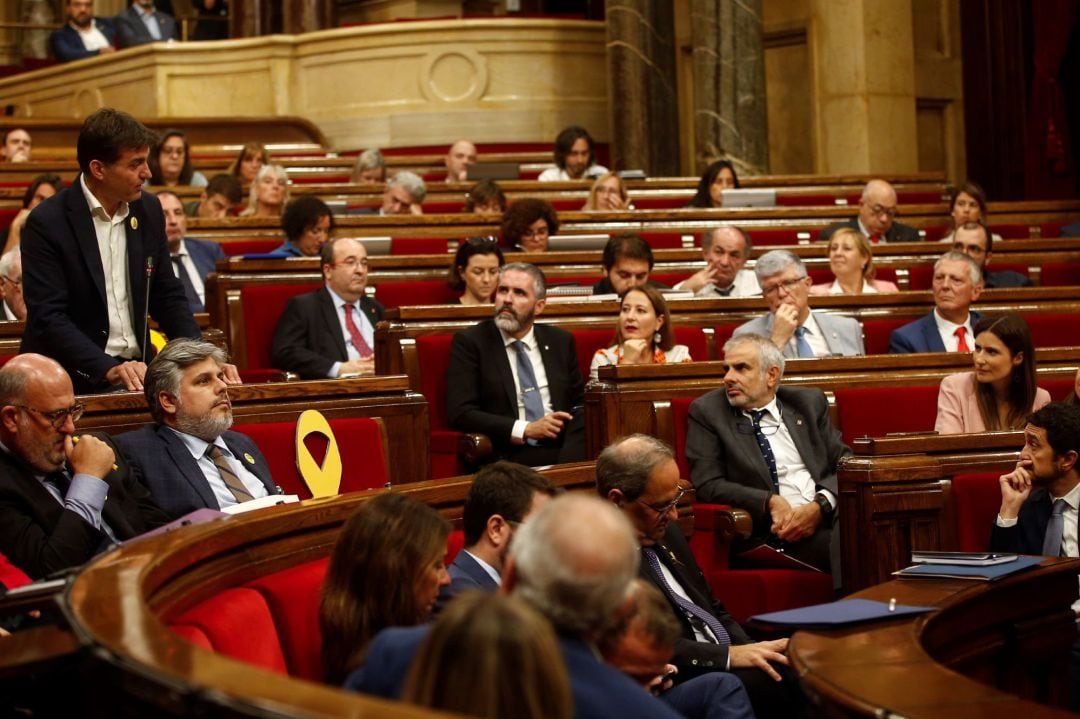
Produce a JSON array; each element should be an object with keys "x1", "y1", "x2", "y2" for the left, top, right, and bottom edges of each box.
[
  {"x1": 446, "y1": 529, "x2": 465, "y2": 565},
  {"x1": 833, "y1": 385, "x2": 940, "y2": 447},
  {"x1": 571, "y1": 328, "x2": 616, "y2": 379},
  {"x1": 371, "y1": 280, "x2": 455, "y2": 309},
  {"x1": 862, "y1": 318, "x2": 912, "y2": 355},
  {"x1": 390, "y1": 237, "x2": 451, "y2": 255},
  {"x1": 950, "y1": 472, "x2": 1003, "y2": 552},
  {"x1": 240, "y1": 283, "x2": 321, "y2": 370},
  {"x1": 233, "y1": 417, "x2": 389, "y2": 498},
  {"x1": 633, "y1": 196, "x2": 692, "y2": 210},
  {"x1": 245, "y1": 558, "x2": 329, "y2": 681},
  {"x1": 1040, "y1": 262, "x2": 1080, "y2": 287},
  {"x1": 671, "y1": 396, "x2": 696, "y2": 479},
  {"x1": 639, "y1": 232, "x2": 688, "y2": 249},
  {"x1": 416, "y1": 334, "x2": 457, "y2": 431},
  {"x1": 169, "y1": 588, "x2": 288, "y2": 674},
  {"x1": 220, "y1": 239, "x2": 281, "y2": 257},
  {"x1": 1023, "y1": 313, "x2": 1080, "y2": 347}
]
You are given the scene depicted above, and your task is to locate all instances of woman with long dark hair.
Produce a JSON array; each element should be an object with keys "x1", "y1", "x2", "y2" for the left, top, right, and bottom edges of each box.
[{"x1": 686, "y1": 160, "x2": 739, "y2": 209}]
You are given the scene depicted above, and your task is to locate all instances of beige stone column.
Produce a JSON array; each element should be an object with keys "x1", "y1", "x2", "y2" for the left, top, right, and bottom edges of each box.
[
  {"x1": 606, "y1": 0, "x2": 680, "y2": 176},
  {"x1": 809, "y1": 0, "x2": 918, "y2": 174},
  {"x1": 688, "y1": 0, "x2": 768, "y2": 175}
]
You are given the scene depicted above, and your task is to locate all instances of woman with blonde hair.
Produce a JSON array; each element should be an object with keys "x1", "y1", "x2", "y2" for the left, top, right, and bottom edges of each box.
[
  {"x1": 320, "y1": 492, "x2": 451, "y2": 684},
  {"x1": 401, "y1": 592, "x2": 572, "y2": 719},
  {"x1": 583, "y1": 172, "x2": 631, "y2": 211},
  {"x1": 590, "y1": 285, "x2": 691, "y2": 380},
  {"x1": 239, "y1": 164, "x2": 290, "y2": 218},
  {"x1": 935, "y1": 313, "x2": 1051, "y2": 434},
  {"x1": 809, "y1": 227, "x2": 898, "y2": 295}
]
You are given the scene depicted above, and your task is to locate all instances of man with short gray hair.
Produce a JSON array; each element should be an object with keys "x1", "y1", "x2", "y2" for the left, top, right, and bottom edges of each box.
[
  {"x1": 889, "y1": 251, "x2": 984, "y2": 353},
  {"x1": 0, "y1": 249, "x2": 25, "y2": 321},
  {"x1": 733, "y1": 250, "x2": 863, "y2": 357},
  {"x1": 687, "y1": 334, "x2": 849, "y2": 577},
  {"x1": 115, "y1": 339, "x2": 279, "y2": 519}
]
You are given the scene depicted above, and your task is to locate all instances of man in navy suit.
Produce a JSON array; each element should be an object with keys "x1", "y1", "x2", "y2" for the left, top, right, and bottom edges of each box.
[
  {"x1": 157, "y1": 191, "x2": 225, "y2": 313},
  {"x1": 446, "y1": 262, "x2": 586, "y2": 466},
  {"x1": 347, "y1": 493, "x2": 686, "y2": 719},
  {"x1": 114, "y1": 0, "x2": 178, "y2": 48},
  {"x1": 115, "y1": 339, "x2": 279, "y2": 519},
  {"x1": 20, "y1": 108, "x2": 214, "y2": 394},
  {"x1": 889, "y1": 251, "x2": 984, "y2": 354},
  {"x1": 989, "y1": 402, "x2": 1080, "y2": 709},
  {"x1": 50, "y1": 0, "x2": 116, "y2": 62},
  {"x1": 271, "y1": 237, "x2": 385, "y2": 379},
  {"x1": 434, "y1": 461, "x2": 557, "y2": 612}
]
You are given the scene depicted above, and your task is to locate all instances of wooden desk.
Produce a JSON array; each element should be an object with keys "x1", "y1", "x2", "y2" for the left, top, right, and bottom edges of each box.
[{"x1": 791, "y1": 558, "x2": 1080, "y2": 716}]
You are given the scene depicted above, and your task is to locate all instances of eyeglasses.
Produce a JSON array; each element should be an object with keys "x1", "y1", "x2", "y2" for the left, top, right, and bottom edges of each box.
[
  {"x1": 636, "y1": 485, "x2": 685, "y2": 517},
  {"x1": 761, "y1": 277, "x2": 806, "y2": 297},
  {"x1": 15, "y1": 402, "x2": 85, "y2": 429},
  {"x1": 1, "y1": 275, "x2": 21, "y2": 287},
  {"x1": 735, "y1": 419, "x2": 781, "y2": 437},
  {"x1": 522, "y1": 226, "x2": 550, "y2": 239},
  {"x1": 868, "y1": 204, "x2": 897, "y2": 219}
]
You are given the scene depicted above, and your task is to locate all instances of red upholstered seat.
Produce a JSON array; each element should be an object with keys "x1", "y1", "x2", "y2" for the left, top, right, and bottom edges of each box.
[
  {"x1": 633, "y1": 196, "x2": 692, "y2": 210},
  {"x1": 776, "y1": 193, "x2": 837, "y2": 207},
  {"x1": 1023, "y1": 313, "x2": 1080, "y2": 347},
  {"x1": 422, "y1": 201, "x2": 462, "y2": 214},
  {"x1": 238, "y1": 283, "x2": 321, "y2": 371},
  {"x1": 1040, "y1": 222, "x2": 1068, "y2": 238},
  {"x1": 833, "y1": 385, "x2": 940, "y2": 448},
  {"x1": 246, "y1": 557, "x2": 330, "y2": 681},
  {"x1": 220, "y1": 239, "x2": 281, "y2": 257},
  {"x1": 1043, "y1": 378, "x2": 1078, "y2": 401},
  {"x1": 992, "y1": 224, "x2": 1033, "y2": 239},
  {"x1": 0, "y1": 550, "x2": 30, "y2": 590},
  {"x1": 862, "y1": 318, "x2": 913, "y2": 355},
  {"x1": 548, "y1": 198, "x2": 581, "y2": 212},
  {"x1": 169, "y1": 624, "x2": 213, "y2": 650},
  {"x1": 922, "y1": 225, "x2": 949, "y2": 242},
  {"x1": 1041, "y1": 262, "x2": 1080, "y2": 287},
  {"x1": 446, "y1": 529, "x2": 465, "y2": 565},
  {"x1": 711, "y1": 324, "x2": 738, "y2": 351},
  {"x1": 416, "y1": 334, "x2": 470, "y2": 479},
  {"x1": 371, "y1": 280, "x2": 455, "y2": 309},
  {"x1": 390, "y1": 237, "x2": 450, "y2": 255},
  {"x1": 908, "y1": 265, "x2": 933, "y2": 290},
  {"x1": 0, "y1": 208, "x2": 20, "y2": 232},
  {"x1": 168, "y1": 587, "x2": 288, "y2": 674},
  {"x1": 651, "y1": 272, "x2": 689, "y2": 287},
  {"x1": 747, "y1": 228, "x2": 813, "y2": 246},
  {"x1": 233, "y1": 417, "x2": 390, "y2": 498},
  {"x1": 638, "y1": 232, "x2": 688, "y2": 249},
  {"x1": 950, "y1": 472, "x2": 1002, "y2": 552}
]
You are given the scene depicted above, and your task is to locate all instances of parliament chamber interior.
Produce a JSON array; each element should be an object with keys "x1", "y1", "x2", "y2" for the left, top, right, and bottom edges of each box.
[{"x1": 1, "y1": 0, "x2": 1080, "y2": 717}]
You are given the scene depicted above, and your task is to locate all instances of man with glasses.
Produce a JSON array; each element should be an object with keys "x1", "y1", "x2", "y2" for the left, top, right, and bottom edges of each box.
[
  {"x1": 0, "y1": 354, "x2": 169, "y2": 579},
  {"x1": 272, "y1": 237, "x2": 384, "y2": 379},
  {"x1": 733, "y1": 249, "x2": 864, "y2": 357},
  {"x1": 434, "y1": 461, "x2": 557, "y2": 613},
  {"x1": 686, "y1": 334, "x2": 850, "y2": 576},
  {"x1": 598, "y1": 433, "x2": 807, "y2": 719},
  {"x1": 819, "y1": 179, "x2": 921, "y2": 243},
  {"x1": 0, "y1": 249, "x2": 25, "y2": 321}
]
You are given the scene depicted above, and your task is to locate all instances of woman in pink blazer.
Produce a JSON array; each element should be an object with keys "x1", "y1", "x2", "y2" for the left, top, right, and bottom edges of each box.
[
  {"x1": 808, "y1": 227, "x2": 899, "y2": 296},
  {"x1": 935, "y1": 314, "x2": 1050, "y2": 434}
]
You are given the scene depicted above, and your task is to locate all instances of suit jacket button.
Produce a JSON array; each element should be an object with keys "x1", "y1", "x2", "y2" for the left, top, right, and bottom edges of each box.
[
  {"x1": 690, "y1": 659, "x2": 699, "y2": 666},
  {"x1": 705, "y1": 661, "x2": 714, "y2": 667}
]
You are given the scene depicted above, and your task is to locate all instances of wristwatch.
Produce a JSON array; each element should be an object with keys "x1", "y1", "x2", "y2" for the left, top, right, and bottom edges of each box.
[{"x1": 813, "y1": 492, "x2": 834, "y2": 520}]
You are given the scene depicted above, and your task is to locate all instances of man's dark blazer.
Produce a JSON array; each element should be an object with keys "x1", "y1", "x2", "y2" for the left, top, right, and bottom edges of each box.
[
  {"x1": 115, "y1": 424, "x2": 280, "y2": 520},
  {"x1": 114, "y1": 5, "x2": 178, "y2": 48},
  {"x1": 888, "y1": 310, "x2": 983, "y2": 354},
  {"x1": 988, "y1": 487, "x2": 1075, "y2": 555},
  {"x1": 985, "y1": 270, "x2": 1033, "y2": 289},
  {"x1": 590, "y1": 277, "x2": 668, "y2": 295},
  {"x1": 0, "y1": 433, "x2": 170, "y2": 579},
  {"x1": 433, "y1": 549, "x2": 499, "y2": 613},
  {"x1": 346, "y1": 624, "x2": 683, "y2": 719},
  {"x1": 818, "y1": 216, "x2": 921, "y2": 243},
  {"x1": 446, "y1": 320, "x2": 585, "y2": 462},
  {"x1": 686, "y1": 385, "x2": 849, "y2": 535},
  {"x1": 20, "y1": 183, "x2": 200, "y2": 394},
  {"x1": 176, "y1": 237, "x2": 225, "y2": 313},
  {"x1": 270, "y1": 287, "x2": 385, "y2": 378},
  {"x1": 50, "y1": 20, "x2": 116, "y2": 62}
]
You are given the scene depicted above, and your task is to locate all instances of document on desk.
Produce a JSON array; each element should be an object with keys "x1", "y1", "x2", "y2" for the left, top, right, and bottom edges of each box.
[
  {"x1": 748, "y1": 598, "x2": 935, "y2": 628},
  {"x1": 736, "y1": 542, "x2": 823, "y2": 572},
  {"x1": 894, "y1": 555, "x2": 1043, "y2": 581}
]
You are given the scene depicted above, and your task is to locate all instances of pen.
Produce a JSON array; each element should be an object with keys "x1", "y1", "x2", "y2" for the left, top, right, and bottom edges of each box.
[
  {"x1": 71, "y1": 435, "x2": 120, "y2": 471},
  {"x1": 888, "y1": 598, "x2": 896, "y2": 612}
]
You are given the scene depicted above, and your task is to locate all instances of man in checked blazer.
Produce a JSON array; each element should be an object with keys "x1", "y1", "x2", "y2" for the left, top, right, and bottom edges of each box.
[{"x1": 116, "y1": 339, "x2": 280, "y2": 519}]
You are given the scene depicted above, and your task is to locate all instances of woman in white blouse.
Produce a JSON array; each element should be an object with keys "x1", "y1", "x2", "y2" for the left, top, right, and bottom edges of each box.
[
  {"x1": 590, "y1": 285, "x2": 692, "y2": 381},
  {"x1": 809, "y1": 227, "x2": 899, "y2": 296}
]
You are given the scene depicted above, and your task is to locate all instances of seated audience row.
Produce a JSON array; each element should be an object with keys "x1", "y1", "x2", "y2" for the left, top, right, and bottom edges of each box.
[{"x1": 51, "y1": 0, "x2": 177, "y2": 62}]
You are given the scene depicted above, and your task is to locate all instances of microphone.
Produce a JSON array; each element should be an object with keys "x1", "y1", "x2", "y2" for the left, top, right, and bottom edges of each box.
[{"x1": 141, "y1": 256, "x2": 154, "y2": 365}]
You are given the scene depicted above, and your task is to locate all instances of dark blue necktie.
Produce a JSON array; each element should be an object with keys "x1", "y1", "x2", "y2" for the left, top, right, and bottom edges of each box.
[
  {"x1": 512, "y1": 340, "x2": 545, "y2": 422},
  {"x1": 171, "y1": 255, "x2": 203, "y2": 312},
  {"x1": 794, "y1": 326, "x2": 814, "y2": 358},
  {"x1": 749, "y1": 409, "x2": 780, "y2": 493},
  {"x1": 1042, "y1": 498, "x2": 1068, "y2": 556},
  {"x1": 642, "y1": 546, "x2": 730, "y2": 645}
]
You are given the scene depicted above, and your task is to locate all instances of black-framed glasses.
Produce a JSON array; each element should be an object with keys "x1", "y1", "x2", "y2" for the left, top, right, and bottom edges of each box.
[
  {"x1": 636, "y1": 485, "x2": 685, "y2": 517},
  {"x1": 868, "y1": 204, "x2": 897, "y2": 219},
  {"x1": 15, "y1": 402, "x2": 85, "y2": 429},
  {"x1": 735, "y1": 420, "x2": 780, "y2": 437},
  {"x1": 761, "y1": 277, "x2": 807, "y2": 297}
]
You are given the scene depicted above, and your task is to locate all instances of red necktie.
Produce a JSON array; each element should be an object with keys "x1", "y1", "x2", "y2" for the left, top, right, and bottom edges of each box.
[
  {"x1": 343, "y1": 303, "x2": 373, "y2": 359},
  {"x1": 870, "y1": 235, "x2": 881, "y2": 244},
  {"x1": 954, "y1": 326, "x2": 970, "y2": 352}
]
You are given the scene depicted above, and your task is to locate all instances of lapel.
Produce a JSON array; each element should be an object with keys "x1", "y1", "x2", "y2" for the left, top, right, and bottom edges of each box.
[
  {"x1": 778, "y1": 391, "x2": 815, "y2": 472},
  {"x1": 66, "y1": 179, "x2": 108, "y2": 305},
  {"x1": 486, "y1": 321, "x2": 518, "y2": 410},
  {"x1": 156, "y1": 425, "x2": 220, "y2": 509},
  {"x1": 534, "y1": 325, "x2": 563, "y2": 409},
  {"x1": 652, "y1": 536, "x2": 711, "y2": 610},
  {"x1": 922, "y1": 314, "x2": 945, "y2": 352},
  {"x1": 727, "y1": 403, "x2": 775, "y2": 491},
  {"x1": 318, "y1": 288, "x2": 349, "y2": 360},
  {"x1": 359, "y1": 296, "x2": 380, "y2": 326},
  {"x1": 814, "y1": 312, "x2": 837, "y2": 354},
  {"x1": 125, "y1": 198, "x2": 148, "y2": 334},
  {"x1": 0, "y1": 449, "x2": 65, "y2": 529}
]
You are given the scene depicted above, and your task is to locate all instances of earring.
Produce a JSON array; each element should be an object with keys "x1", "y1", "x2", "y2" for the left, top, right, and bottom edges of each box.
[{"x1": 653, "y1": 331, "x2": 661, "y2": 346}]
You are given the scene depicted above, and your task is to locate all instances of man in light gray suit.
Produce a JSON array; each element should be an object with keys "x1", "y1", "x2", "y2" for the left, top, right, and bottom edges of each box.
[
  {"x1": 685, "y1": 334, "x2": 851, "y2": 575},
  {"x1": 733, "y1": 250, "x2": 863, "y2": 358}
]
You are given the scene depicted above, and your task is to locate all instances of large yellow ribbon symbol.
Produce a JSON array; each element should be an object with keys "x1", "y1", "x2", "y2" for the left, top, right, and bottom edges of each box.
[{"x1": 295, "y1": 410, "x2": 342, "y2": 497}]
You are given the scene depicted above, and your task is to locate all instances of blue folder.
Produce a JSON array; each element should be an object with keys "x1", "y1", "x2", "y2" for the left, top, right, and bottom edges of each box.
[
  {"x1": 748, "y1": 598, "x2": 935, "y2": 628},
  {"x1": 894, "y1": 555, "x2": 1043, "y2": 581}
]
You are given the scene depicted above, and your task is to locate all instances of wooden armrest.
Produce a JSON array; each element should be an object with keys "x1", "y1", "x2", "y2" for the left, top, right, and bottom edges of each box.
[
  {"x1": 694, "y1": 503, "x2": 753, "y2": 542},
  {"x1": 457, "y1": 433, "x2": 493, "y2": 465},
  {"x1": 0, "y1": 624, "x2": 79, "y2": 679}
]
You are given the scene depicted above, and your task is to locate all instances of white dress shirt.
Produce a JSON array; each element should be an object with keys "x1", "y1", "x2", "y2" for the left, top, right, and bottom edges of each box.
[
  {"x1": 932, "y1": 308, "x2": 975, "y2": 352},
  {"x1": 743, "y1": 396, "x2": 836, "y2": 508},
  {"x1": 172, "y1": 239, "x2": 205, "y2": 305},
  {"x1": 76, "y1": 20, "x2": 111, "y2": 52},
  {"x1": 80, "y1": 174, "x2": 140, "y2": 359},
  {"x1": 499, "y1": 325, "x2": 553, "y2": 442},
  {"x1": 326, "y1": 286, "x2": 375, "y2": 378},
  {"x1": 167, "y1": 428, "x2": 269, "y2": 509}
]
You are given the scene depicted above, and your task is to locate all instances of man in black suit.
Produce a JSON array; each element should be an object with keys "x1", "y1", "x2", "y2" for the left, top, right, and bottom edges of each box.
[
  {"x1": 50, "y1": 0, "x2": 116, "y2": 62},
  {"x1": 115, "y1": 339, "x2": 280, "y2": 519},
  {"x1": 818, "y1": 179, "x2": 921, "y2": 243},
  {"x1": 157, "y1": 190, "x2": 225, "y2": 313},
  {"x1": 686, "y1": 333, "x2": 849, "y2": 574},
  {"x1": 597, "y1": 434, "x2": 806, "y2": 719},
  {"x1": 19, "y1": 108, "x2": 217, "y2": 394},
  {"x1": 990, "y1": 402, "x2": 1080, "y2": 709},
  {"x1": 0, "y1": 354, "x2": 169, "y2": 579},
  {"x1": 435, "y1": 461, "x2": 557, "y2": 612},
  {"x1": 271, "y1": 237, "x2": 384, "y2": 378},
  {"x1": 446, "y1": 262, "x2": 585, "y2": 466},
  {"x1": 114, "y1": 0, "x2": 178, "y2": 48}
]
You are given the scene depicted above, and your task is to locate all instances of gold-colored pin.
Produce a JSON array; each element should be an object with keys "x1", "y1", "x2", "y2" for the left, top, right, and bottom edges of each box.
[
  {"x1": 130, "y1": 216, "x2": 138, "y2": 230},
  {"x1": 244, "y1": 452, "x2": 255, "y2": 465}
]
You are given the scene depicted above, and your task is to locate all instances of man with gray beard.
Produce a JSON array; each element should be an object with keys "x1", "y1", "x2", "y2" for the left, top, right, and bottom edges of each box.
[
  {"x1": 115, "y1": 339, "x2": 280, "y2": 519},
  {"x1": 446, "y1": 262, "x2": 585, "y2": 466}
]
